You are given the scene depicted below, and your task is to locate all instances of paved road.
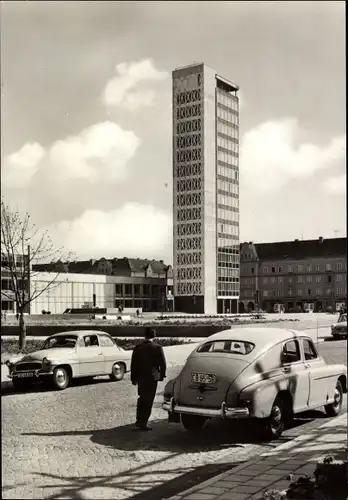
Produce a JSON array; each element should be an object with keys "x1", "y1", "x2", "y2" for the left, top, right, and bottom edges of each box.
[{"x1": 2, "y1": 335, "x2": 346, "y2": 499}]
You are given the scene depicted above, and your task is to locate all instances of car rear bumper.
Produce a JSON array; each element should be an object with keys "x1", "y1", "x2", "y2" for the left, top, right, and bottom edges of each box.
[{"x1": 162, "y1": 398, "x2": 250, "y2": 419}]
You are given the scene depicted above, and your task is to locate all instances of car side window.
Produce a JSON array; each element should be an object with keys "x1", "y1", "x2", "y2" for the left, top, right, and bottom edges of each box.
[
  {"x1": 303, "y1": 339, "x2": 318, "y2": 361},
  {"x1": 99, "y1": 335, "x2": 115, "y2": 347},
  {"x1": 282, "y1": 340, "x2": 301, "y2": 364},
  {"x1": 78, "y1": 337, "x2": 85, "y2": 347},
  {"x1": 83, "y1": 335, "x2": 99, "y2": 347}
]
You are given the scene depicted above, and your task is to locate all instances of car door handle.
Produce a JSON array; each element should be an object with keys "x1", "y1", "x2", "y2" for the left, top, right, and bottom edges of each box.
[
  {"x1": 304, "y1": 363, "x2": 310, "y2": 369},
  {"x1": 282, "y1": 366, "x2": 291, "y2": 374}
]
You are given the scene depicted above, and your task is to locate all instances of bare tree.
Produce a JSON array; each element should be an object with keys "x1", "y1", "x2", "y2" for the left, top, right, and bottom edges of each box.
[{"x1": 1, "y1": 200, "x2": 74, "y2": 350}]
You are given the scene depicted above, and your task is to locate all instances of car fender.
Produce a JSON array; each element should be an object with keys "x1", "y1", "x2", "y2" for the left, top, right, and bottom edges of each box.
[
  {"x1": 239, "y1": 376, "x2": 289, "y2": 418},
  {"x1": 49, "y1": 358, "x2": 78, "y2": 377},
  {"x1": 325, "y1": 365, "x2": 347, "y2": 396}
]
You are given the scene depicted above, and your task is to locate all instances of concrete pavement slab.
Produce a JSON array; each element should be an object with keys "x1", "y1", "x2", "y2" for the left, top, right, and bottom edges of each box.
[{"x1": 167, "y1": 413, "x2": 347, "y2": 499}]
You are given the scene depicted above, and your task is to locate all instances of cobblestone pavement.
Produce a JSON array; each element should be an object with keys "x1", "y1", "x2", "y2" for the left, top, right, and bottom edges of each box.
[{"x1": 2, "y1": 339, "x2": 346, "y2": 499}]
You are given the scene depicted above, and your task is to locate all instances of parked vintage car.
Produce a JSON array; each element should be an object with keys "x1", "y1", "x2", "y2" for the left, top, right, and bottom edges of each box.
[
  {"x1": 162, "y1": 327, "x2": 347, "y2": 439},
  {"x1": 5, "y1": 330, "x2": 131, "y2": 391},
  {"x1": 331, "y1": 313, "x2": 347, "y2": 339}
]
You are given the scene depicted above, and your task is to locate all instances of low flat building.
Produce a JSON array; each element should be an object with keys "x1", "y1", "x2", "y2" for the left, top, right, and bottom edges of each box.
[
  {"x1": 32, "y1": 257, "x2": 174, "y2": 314},
  {"x1": 240, "y1": 237, "x2": 347, "y2": 313},
  {"x1": 1, "y1": 253, "x2": 30, "y2": 314}
]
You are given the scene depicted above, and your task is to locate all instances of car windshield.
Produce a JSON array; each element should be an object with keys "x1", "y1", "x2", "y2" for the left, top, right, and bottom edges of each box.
[
  {"x1": 42, "y1": 335, "x2": 77, "y2": 349},
  {"x1": 338, "y1": 314, "x2": 347, "y2": 323},
  {"x1": 197, "y1": 340, "x2": 255, "y2": 355}
]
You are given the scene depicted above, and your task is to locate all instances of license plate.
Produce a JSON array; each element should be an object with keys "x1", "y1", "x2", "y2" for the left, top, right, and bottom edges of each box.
[
  {"x1": 13, "y1": 372, "x2": 35, "y2": 378},
  {"x1": 191, "y1": 372, "x2": 216, "y2": 384}
]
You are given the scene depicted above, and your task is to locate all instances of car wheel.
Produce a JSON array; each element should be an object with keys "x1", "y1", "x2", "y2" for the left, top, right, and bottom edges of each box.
[
  {"x1": 181, "y1": 414, "x2": 207, "y2": 432},
  {"x1": 325, "y1": 380, "x2": 343, "y2": 417},
  {"x1": 109, "y1": 363, "x2": 125, "y2": 381},
  {"x1": 52, "y1": 367, "x2": 70, "y2": 390},
  {"x1": 12, "y1": 378, "x2": 32, "y2": 392},
  {"x1": 262, "y1": 396, "x2": 286, "y2": 440}
]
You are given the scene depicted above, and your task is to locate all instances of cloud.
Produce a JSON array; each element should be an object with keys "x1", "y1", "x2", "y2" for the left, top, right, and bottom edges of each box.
[
  {"x1": 2, "y1": 142, "x2": 45, "y2": 188},
  {"x1": 103, "y1": 59, "x2": 168, "y2": 110},
  {"x1": 2, "y1": 122, "x2": 140, "y2": 188},
  {"x1": 324, "y1": 174, "x2": 346, "y2": 195},
  {"x1": 47, "y1": 203, "x2": 172, "y2": 261},
  {"x1": 241, "y1": 118, "x2": 345, "y2": 192}
]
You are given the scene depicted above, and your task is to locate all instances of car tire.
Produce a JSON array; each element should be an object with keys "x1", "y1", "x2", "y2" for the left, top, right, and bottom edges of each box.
[
  {"x1": 109, "y1": 363, "x2": 125, "y2": 381},
  {"x1": 12, "y1": 378, "x2": 32, "y2": 392},
  {"x1": 51, "y1": 366, "x2": 70, "y2": 390},
  {"x1": 181, "y1": 414, "x2": 207, "y2": 432},
  {"x1": 325, "y1": 380, "x2": 343, "y2": 417},
  {"x1": 262, "y1": 395, "x2": 286, "y2": 440}
]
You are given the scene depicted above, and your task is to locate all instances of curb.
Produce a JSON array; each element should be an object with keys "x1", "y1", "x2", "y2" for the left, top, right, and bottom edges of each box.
[{"x1": 166, "y1": 413, "x2": 348, "y2": 499}]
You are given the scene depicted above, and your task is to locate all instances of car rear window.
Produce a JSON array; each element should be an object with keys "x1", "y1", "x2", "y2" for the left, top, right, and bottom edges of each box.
[{"x1": 197, "y1": 340, "x2": 255, "y2": 355}]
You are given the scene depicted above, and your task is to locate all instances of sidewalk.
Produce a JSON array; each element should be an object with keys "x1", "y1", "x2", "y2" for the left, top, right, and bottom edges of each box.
[{"x1": 167, "y1": 413, "x2": 348, "y2": 500}]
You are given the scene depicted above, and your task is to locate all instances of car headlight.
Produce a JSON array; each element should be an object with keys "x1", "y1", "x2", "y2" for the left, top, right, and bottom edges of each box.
[
  {"x1": 42, "y1": 357, "x2": 51, "y2": 366},
  {"x1": 5, "y1": 360, "x2": 13, "y2": 368}
]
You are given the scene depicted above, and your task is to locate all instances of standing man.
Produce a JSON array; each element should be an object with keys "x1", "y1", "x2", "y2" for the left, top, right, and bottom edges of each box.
[{"x1": 131, "y1": 328, "x2": 167, "y2": 431}]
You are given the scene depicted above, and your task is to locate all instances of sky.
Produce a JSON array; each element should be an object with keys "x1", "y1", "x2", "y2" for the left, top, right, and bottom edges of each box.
[{"x1": 1, "y1": 1, "x2": 346, "y2": 264}]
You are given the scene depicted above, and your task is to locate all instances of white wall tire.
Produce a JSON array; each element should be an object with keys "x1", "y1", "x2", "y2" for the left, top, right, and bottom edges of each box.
[
  {"x1": 109, "y1": 363, "x2": 125, "y2": 381},
  {"x1": 261, "y1": 395, "x2": 286, "y2": 440},
  {"x1": 325, "y1": 380, "x2": 343, "y2": 417},
  {"x1": 52, "y1": 367, "x2": 70, "y2": 390}
]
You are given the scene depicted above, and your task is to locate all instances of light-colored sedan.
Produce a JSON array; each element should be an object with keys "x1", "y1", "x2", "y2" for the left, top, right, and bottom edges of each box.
[
  {"x1": 6, "y1": 330, "x2": 131, "y2": 391},
  {"x1": 331, "y1": 313, "x2": 347, "y2": 339},
  {"x1": 163, "y1": 327, "x2": 347, "y2": 440}
]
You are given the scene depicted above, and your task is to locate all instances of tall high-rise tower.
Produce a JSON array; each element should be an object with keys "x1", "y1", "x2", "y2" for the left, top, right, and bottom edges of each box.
[{"x1": 172, "y1": 63, "x2": 240, "y2": 314}]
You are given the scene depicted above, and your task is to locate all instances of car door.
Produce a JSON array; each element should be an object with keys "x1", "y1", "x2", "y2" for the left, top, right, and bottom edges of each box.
[
  {"x1": 281, "y1": 339, "x2": 310, "y2": 413},
  {"x1": 302, "y1": 338, "x2": 328, "y2": 408},
  {"x1": 98, "y1": 334, "x2": 126, "y2": 373},
  {"x1": 78, "y1": 334, "x2": 105, "y2": 376}
]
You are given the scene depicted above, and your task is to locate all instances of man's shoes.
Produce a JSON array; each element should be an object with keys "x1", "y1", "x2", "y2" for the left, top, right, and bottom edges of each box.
[{"x1": 133, "y1": 423, "x2": 152, "y2": 431}]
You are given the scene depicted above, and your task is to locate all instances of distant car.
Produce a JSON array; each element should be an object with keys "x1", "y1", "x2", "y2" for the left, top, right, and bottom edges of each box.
[
  {"x1": 331, "y1": 313, "x2": 347, "y2": 339},
  {"x1": 6, "y1": 330, "x2": 131, "y2": 391},
  {"x1": 162, "y1": 327, "x2": 347, "y2": 440}
]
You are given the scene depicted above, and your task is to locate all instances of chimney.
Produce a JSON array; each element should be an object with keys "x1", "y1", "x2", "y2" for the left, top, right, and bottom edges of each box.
[{"x1": 319, "y1": 236, "x2": 324, "y2": 243}]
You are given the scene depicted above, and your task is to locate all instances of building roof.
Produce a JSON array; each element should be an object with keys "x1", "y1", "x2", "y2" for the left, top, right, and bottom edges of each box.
[
  {"x1": 127, "y1": 258, "x2": 168, "y2": 274},
  {"x1": 241, "y1": 237, "x2": 347, "y2": 261},
  {"x1": 33, "y1": 257, "x2": 171, "y2": 276}
]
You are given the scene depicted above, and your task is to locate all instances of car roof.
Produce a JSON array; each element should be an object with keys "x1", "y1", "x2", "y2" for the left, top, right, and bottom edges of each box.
[
  {"x1": 194, "y1": 327, "x2": 310, "y2": 360},
  {"x1": 49, "y1": 330, "x2": 110, "y2": 338}
]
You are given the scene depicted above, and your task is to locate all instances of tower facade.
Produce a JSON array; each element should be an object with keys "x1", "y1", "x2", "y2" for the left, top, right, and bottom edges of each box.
[{"x1": 172, "y1": 63, "x2": 240, "y2": 314}]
